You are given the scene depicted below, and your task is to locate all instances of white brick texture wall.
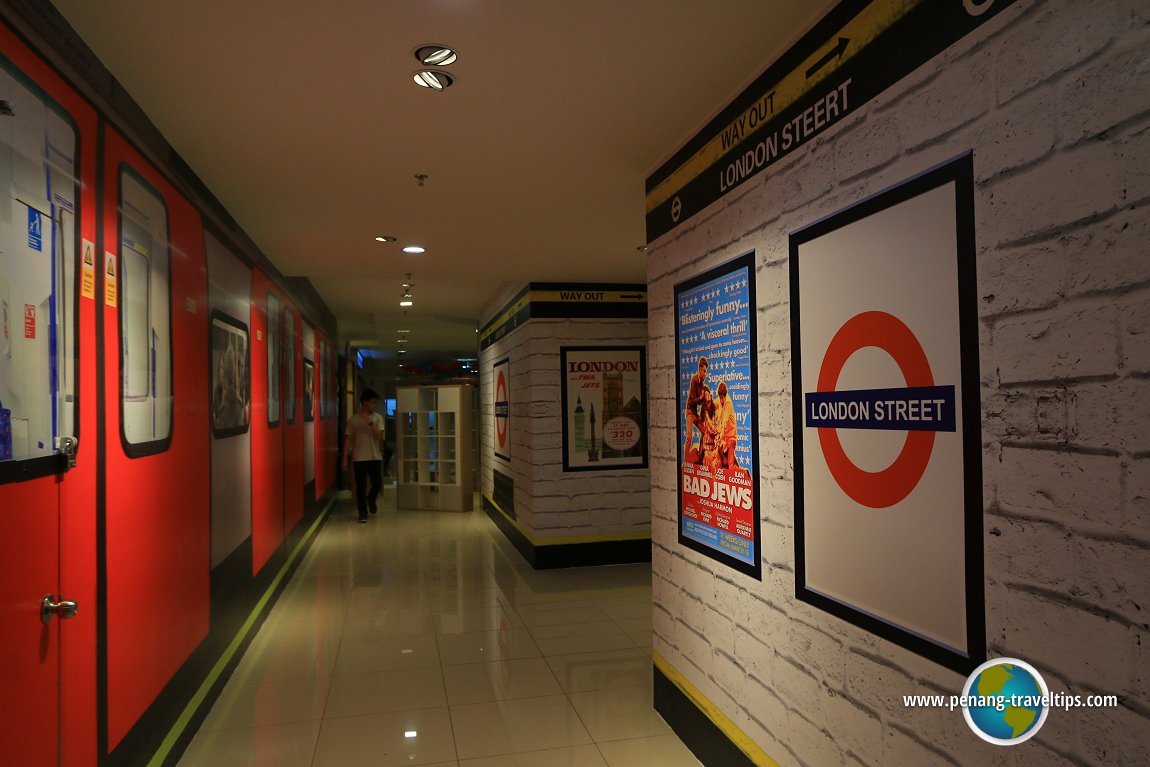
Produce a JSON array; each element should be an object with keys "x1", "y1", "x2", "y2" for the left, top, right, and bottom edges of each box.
[
  {"x1": 480, "y1": 285, "x2": 651, "y2": 540},
  {"x1": 649, "y1": 1, "x2": 1150, "y2": 765}
]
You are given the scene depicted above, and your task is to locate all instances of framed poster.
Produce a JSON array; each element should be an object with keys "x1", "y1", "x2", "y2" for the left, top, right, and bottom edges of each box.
[
  {"x1": 675, "y1": 252, "x2": 761, "y2": 580},
  {"x1": 790, "y1": 154, "x2": 984, "y2": 673},
  {"x1": 210, "y1": 311, "x2": 251, "y2": 438},
  {"x1": 303, "y1": 359, "x2": 314, "y2": 423},
  {"x1": 561, "y1": 346, "x2": 648, "y2": 472},
  {"x1": 492, "y1": 357, "x2": 510, "y2": 462}
]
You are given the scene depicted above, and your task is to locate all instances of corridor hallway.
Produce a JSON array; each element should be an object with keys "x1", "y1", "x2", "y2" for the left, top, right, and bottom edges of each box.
[{"x1": 177, "y1": 487, "x2": 700, "y2": 766}]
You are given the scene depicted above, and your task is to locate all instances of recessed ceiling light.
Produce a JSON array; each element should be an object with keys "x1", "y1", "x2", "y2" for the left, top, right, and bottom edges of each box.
[
  {"x1": 402, "y1": 245, "x2": 426, "y2": 254},
  {"x1": 400, "y1": 300, "x2": 413, "y2": 307},
  {"x1": 375, "y1": 235, "x2": 397, "y2": 242},
  {"x1": 404, "y1": 730, "x2": 418, "y2": 739},
  {"x1": 397, "y1": 339, "x2": 408, "y2": 344},
  {"x1": 413, "y1": 70, "x2": 454, "y2": 91},
  {"x1": 414, "y1": 45, "x2": 457, "y2": 66}
]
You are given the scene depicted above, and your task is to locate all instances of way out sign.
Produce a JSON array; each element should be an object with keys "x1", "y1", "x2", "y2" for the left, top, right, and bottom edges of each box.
[{"x1": 789, "y1": 155, "x2": 984, "y2": 674}]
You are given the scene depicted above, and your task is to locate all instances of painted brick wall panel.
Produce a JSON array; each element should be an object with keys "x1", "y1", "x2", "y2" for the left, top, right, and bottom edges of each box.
[
  {"x1": 994, "y1": 0, "x2": 1119, "y2": 104},
  {"x1": 1065, "y1": 211, "x2": 1150, "y2": 297},
  {"x1": 998, "y1": 448, "x2": 1123, "y2": 527},
  {"x1": 647, "y1": 3, "x2": 1148, "y2": 763},
  {"x1": 977, "y1": 240, "x2": 1066, "y2": 316},
  {"x1": 995, "y1": 588, "x2": 1136, "y2": 697},
  {"x1": 1070, "y1": 378, "x2": 1150, "y2": 453},
  {"x1": 984, "y1": 515, "x2": 1074, "y2": 589},
  {"x1": 984, "y1": 142, "x2": 1121, "y2": 245},
  {"x1": 993, "y1": 303, "x2": 1119, "y2": 384},
  {"x1": 967, "y1": 87, "x2": 1058, "y2": 182},
  {"x1": 1059, "y1": 37, "x2": 1150, "y2": 145},
  {"x1": 1127, "y1": 458, "x2": 1150, "y2": 534},
  {"x1": 1121, "y1": 289, "x2": 1150, "y2": 375}
]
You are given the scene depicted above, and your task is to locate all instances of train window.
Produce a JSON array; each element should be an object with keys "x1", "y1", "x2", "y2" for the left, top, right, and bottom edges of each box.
[
  {"x1": 267, "y1": 292, "x2": 281, "y2": 426},
  {"x1": 303, "y1": 358, "x2": 314, "y2": 422},
  {"x1": 320, "y1": 340, "x2": 331, "y2": 419},
  {"x1": 119, "y1": 170, "x2": 172, "y2": 452},
  {"x1": 284, "y1": 307, "x2": 296, "y2": 424},
  {"x1": 0, "y1": 67, "x2": 79, "y2": 474}
]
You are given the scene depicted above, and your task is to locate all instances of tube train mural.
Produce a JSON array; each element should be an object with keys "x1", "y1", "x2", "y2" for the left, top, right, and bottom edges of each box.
[{"x1": 0, "y1": 14, "x2": 343, "y2": 766}]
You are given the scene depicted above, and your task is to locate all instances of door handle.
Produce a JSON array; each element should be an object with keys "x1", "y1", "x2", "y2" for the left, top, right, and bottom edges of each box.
[
  {"x1": 41, "y1": 595, "x2": 79, "y2": 625},
  {"x1": 55, "y1": 435, "x2": 78, "y2": 469}
]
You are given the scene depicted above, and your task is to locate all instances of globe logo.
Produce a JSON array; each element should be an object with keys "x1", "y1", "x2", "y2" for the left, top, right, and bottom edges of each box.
[{"x1": 961, "y1": 658, "x2": 1050, "y2": 745}]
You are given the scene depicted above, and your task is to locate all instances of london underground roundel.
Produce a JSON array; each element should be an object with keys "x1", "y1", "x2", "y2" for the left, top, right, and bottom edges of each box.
[
  {"x1": 493, "y1": 359, "x2": 509, "y2": 459},
  {"x1": 809, "y1": 310, "x2": 955, "y2": 508}
]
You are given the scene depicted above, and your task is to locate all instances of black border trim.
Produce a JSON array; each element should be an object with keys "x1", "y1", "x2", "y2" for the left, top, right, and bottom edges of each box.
[
  {"x1": 482, "y1": 496, "x2": 651, "y2": 570},
  {"x1": 653, "y1": 664, "x2": 756, "y2": 767},
  {"x1": 673, "y1": 252, "x2": 763, "y2": 581},
  {"x1": 788, "y1": 153, "x2": 985, "y2": 674},
  {"x1": 559, "y1": 345, "x2": 649, "y2": 473}
]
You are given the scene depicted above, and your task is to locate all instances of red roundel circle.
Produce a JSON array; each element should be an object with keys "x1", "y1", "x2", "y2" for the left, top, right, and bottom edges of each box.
[
  {"x1": 816, "y1": 311, "x2": 935, "y2": 508},
  {"x1": 495, "y1": 369, "x2": 509, "y2": 448}
]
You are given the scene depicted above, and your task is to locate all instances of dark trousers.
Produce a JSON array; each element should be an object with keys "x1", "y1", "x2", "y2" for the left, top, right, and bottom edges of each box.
[{"x1": 353, "y1": 459, "x2": 382, "y2": 519}]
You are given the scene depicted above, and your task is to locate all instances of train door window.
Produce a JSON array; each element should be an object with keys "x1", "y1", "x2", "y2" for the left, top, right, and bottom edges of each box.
[
  {"x1": 284, "y1": 306, "x2": 295, "y2": 424},
  {"x1": 320, "y1": 341, "x2": 330, "y2": 419},
  {"x1": 267, "y1": 292, "x2": 281, "y2": 426},
  {"x1": 119, "y1": 170, "x2": 171, "y2": 452},
  {"x1": 0, "y1": 68, "x2": 79, "y2": 473}
]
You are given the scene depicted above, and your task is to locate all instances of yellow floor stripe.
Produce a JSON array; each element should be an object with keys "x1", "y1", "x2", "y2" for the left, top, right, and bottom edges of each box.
[
  {"x1": 653, "y1": 650, "x2": 782, "y2": 767},
  {"x1": 147, "y1": 499, "x2": 335, "y2": 767}
]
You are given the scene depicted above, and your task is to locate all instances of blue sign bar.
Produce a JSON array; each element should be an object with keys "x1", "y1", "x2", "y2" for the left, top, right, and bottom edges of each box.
[{"x1": 805, "y1": 385, "x2": 956, "y2": 432}]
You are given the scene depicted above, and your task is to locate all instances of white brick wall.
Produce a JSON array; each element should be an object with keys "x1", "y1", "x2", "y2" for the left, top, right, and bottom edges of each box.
[
  {"x1": 479, "y1": 285, "x2": 651, "y2": 541},
  {"x1": 649, "y1": 1, "x2": 1150, "y2": 764}
]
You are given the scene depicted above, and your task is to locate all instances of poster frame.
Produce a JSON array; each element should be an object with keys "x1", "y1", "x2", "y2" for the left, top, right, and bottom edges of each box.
[
  {"x1": 674, "y1": 251, "x2": 762, "y2": 581},
  {"x1": 209, "y1": 309, "x2": 251, "y2": 439},
  {"x1": 492, "y1": 357, "x2": 511, "y2": 462},
  {"x1": 789, "y1": 153, "x2": 985, "y2": 673},
  {"x1": 560, "y1": 345, "x2": 648, "y2": 473}
]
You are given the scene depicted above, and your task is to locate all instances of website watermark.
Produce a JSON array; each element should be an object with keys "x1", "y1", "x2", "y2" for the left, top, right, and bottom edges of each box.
[
  {"x1": 902, "y1": 657, "x2": 1121, "y2": 746},
  {"x1": 903, "y1": 691, "x2": 1120, "y2": 713}
]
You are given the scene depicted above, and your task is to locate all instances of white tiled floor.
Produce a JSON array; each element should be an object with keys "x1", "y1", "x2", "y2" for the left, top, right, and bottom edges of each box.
[{"x1": 177, "y1": 487, "x2": 702, "y2": 767}]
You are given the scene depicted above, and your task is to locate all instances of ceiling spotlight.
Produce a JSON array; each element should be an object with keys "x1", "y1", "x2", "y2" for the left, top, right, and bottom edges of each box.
[
  {"x1": 636, "y1": 245, "x2": 649, "y2": 253},
  {"x1": 400, "y1": 299, "x2": 413, "y2": 307},
  {"x1": 397, "y1": 329, "x2": 410, "y2": 334},
  {"x1": 374, "y1": 235, "x2": 397, "y2": 242},
  {"x1": 403, "y1": 246, "x2": 425, "y2": 254},
  {"x1": 414, "y1": 45, "x2": 458, "y2": 66},
  {"x1": 413, "y1": 70, "x2": 454, "y2": 91}
]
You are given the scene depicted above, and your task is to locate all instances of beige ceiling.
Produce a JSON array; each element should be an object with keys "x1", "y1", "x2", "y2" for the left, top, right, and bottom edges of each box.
[{"x1": 50, "y1": 0, "x2": 830, "y2": 362}]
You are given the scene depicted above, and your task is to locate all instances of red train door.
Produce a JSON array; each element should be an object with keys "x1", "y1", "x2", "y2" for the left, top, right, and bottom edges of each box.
[
  {"x1": 251, "y1": 275, "x2": 285, "y2": 573},
  {"x1": 100, "y1": 131, "x2": 210, "y2": 753},
  {"x1": 0, "y1": 48, "x2": 97, "y2": 767}
]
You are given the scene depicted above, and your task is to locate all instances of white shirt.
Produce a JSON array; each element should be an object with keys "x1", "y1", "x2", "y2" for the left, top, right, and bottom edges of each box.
[{"x1": 345, "y1": 412, "x2": 384, "y2": 462}]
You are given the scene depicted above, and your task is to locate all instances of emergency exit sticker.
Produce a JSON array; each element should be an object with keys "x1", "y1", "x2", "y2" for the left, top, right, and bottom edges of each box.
[
  {"x1": 104, "y1": 252, "x2": 118, "y2": 308},
  {"x1": 81, "y1": 240, "x2": 96, "y2": 299},
  {"x1": 24, "y1": 304, "x2": 36, "y2": 339}
]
